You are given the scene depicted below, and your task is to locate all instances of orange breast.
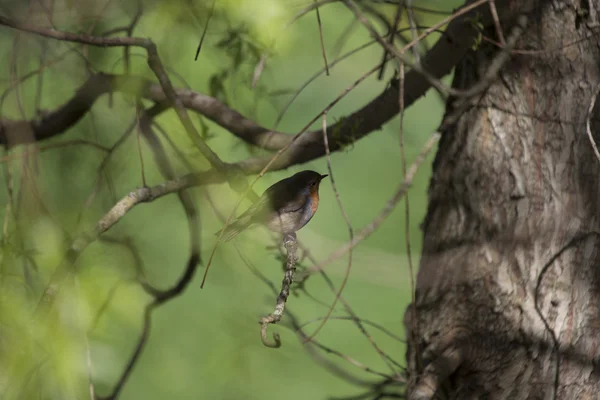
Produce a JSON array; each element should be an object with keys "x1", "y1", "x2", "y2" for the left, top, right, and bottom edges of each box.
[{"x1": 309, "y1": 190, "x2": 320, "y2": 213}]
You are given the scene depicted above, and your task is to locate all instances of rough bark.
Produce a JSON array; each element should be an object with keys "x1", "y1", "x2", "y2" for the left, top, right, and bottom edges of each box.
[{"x1": 405, "y1": 1, "x2": 600, "y2": 399}]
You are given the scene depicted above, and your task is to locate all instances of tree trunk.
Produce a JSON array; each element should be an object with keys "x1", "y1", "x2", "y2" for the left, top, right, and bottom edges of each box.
[{"x1": 404, "y1": 1, "x2": 600, "y2": 399}]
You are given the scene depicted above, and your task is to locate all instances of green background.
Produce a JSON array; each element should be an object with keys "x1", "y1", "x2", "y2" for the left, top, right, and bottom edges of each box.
[{"x1": 0, "y1": 0, "x2": 460, "y2": 398}]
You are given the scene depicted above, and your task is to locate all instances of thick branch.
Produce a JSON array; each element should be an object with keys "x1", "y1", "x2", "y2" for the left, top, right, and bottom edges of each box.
[
  {"x1": 1, "y1": 0, "x2": 516, "y2": 163},
  {"x1": 0, "y1": 14, "x2": 228, "y2": 176}
]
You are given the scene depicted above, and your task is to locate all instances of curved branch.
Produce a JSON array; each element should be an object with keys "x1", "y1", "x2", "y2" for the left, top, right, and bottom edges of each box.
[{"x1": 1, "y1": 0, "x2": 513, "y2": 160}]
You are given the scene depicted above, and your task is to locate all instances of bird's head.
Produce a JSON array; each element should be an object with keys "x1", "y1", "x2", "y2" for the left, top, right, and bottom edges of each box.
[{"x1": 291, "y1": 170, "x2": 328, "y2": 194}]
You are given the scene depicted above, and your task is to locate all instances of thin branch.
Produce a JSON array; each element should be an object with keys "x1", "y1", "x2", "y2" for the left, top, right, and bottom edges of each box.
[
  {"x1": 194, "y1": 0, "x2": 216, "y2": 61},
  {"x1": 377, "y1": 0, "x2": 403, "y2": 80},
  {"x1": 489, "y1": 0, "x2": 506, "y2": 45},
  {"x1": 314, "y1": 2, "x2": 330, "y2": 75},
  {"x1": 586, "y1": 82, "x2": 600, "y2": 163},
  {"x1": 260, "y1": 234, "x2": 298, "y2": 348}
]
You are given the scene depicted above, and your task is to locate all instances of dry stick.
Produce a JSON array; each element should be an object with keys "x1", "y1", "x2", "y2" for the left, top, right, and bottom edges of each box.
[
  {"x1": 260, "y1": 234, "x2": 299, "y2": 348},
  {"x1": 134, "y1": 104, "x2": 147, "y2": 187},
  {"x1": 302, "y1": 113, "x2": 357, "y2": 346},
  {"x1": 377, "y1": 0, "x2": 403, "y2": 80},
  {"x1": 315, "y1": 1, "x2": 330, "y2": 76},
  {"x1": 194, "y1": 0, "x2": 216, "y2": 60},
  {"x1": 488, "y1": 0, "x2": 506, "y2": 45},
  {"x1": 586, "y1": 82, "x2": 600, "y2": 163},
  {"x1": 285, "y1": 0, "x2": 341, "y2": 30},
  {"x1": 202, "y1": 60, "x2": 392, "y2": 288},
  {"x1": 405, "y1": 1, "x2": 421, "y2": 64}
]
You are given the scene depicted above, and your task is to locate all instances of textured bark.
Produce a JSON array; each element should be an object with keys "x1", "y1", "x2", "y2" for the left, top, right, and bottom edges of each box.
[{"x1": 405, "y1": 1, "x2": 600, "y2": 399}]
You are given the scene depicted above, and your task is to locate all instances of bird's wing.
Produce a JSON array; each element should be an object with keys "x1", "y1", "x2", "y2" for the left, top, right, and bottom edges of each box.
[
  {"x1": 234, "y1": 176, "x2": 308, "y2": 223},
  {"x1": 264, "y1": 180, "x2": 307, "y2": 214}
]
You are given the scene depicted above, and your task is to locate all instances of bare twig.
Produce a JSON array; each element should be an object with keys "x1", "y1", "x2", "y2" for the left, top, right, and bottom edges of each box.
[
  {"x1": 194, "y1": 0, "x2": 216, "y2": 60},
  {"x1": 260, "y1": 234, "x2": 298, "y2": 348},
  {"x1": 315, "y1": 2, "x2": 330, "y2": 75},
  {"x1": 489, "y1": 0, "x2": 506, "y2": 45},
  {"x1": 135, "y1": 104, "x2": 147, "y2": 187},
  {"x1": 377, "y1": 0, "x2": 403, "y2": 80},
  {"x1": 586, "y1": 82, "x2": 600, "y2": 163},
  {"x1": 405, "y1": 1, "x2": 422, "y2": 64}
]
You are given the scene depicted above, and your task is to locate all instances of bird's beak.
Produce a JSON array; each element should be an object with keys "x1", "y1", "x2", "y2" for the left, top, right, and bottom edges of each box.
[{"x1": 320, "y1": 174, "x2": 328, "y2": 181}]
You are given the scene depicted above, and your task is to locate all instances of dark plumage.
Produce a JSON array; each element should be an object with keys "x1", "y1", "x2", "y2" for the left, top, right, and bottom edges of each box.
[{"x1": 217, "y1": 170, "x2": 328, "y2": 241}]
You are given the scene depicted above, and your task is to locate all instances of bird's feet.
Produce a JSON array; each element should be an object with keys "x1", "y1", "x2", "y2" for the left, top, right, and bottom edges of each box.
[{"x1": 282, "y1": 232, "x2": 297, "y2": 245}]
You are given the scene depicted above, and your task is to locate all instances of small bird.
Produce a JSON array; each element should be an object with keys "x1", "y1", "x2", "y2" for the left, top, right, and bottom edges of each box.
[{"x1": 217, "y1": 170, "x2": 328, "y2": 241}]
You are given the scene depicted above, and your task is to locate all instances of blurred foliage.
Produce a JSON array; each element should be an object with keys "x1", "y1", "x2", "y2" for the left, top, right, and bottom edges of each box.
[{"x1": 0, "y1": 0, "x2": 462, "y2": 399}]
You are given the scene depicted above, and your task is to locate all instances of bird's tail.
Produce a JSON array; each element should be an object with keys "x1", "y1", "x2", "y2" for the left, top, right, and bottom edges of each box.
[{"x1": 215, "y1": 217, "x2": 252, "y2": 242}]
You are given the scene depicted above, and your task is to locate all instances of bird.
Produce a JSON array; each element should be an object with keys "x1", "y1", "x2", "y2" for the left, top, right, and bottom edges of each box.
[{"x1": 216, "y1": 170, "x2": 328, "y2": 242}]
